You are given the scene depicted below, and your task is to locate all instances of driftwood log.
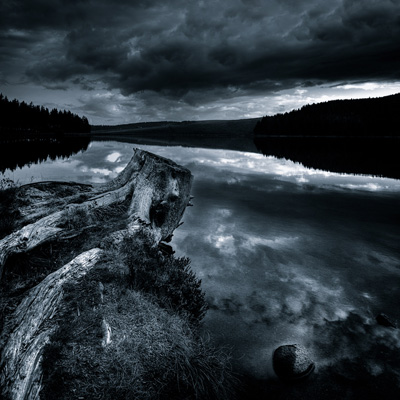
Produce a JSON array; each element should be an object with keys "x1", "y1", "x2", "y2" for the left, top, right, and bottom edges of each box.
[{"x1": 0, "y1": 148, "x2": 193, "y2": 400}]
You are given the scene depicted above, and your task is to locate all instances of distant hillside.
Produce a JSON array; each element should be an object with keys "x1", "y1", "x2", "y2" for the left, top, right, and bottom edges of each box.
[
  {"x1": 92, "y1": 118, "x2": 260, "y2": 152},
  {"x1": 92, "y1": 118, "x2": 259, "y2": 137},
  {"x1": 254, "y1": 93, "x2": 400, "y2": 137}
]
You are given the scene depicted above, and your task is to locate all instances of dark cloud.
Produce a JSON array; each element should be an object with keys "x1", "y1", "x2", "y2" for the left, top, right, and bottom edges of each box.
[{"x1": 1, "y1": 0, "x2": 399, "y2": 120}]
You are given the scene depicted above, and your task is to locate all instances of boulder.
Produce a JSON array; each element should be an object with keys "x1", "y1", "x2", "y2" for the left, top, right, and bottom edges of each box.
[{"x1": 273, "y1": 344, "x2": 315, "y2": 380}]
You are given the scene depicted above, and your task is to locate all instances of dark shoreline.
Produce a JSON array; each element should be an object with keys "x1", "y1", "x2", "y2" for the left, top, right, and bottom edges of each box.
[
  {"x1": 91, "y1": 131, "x2": 400, "y2": 180},
  {"x1": 254, "y1": 136, "x2": 400, "y2": 180},
  {"x1": 1, "y1": 128, "x2": 399, "y2": 181}
]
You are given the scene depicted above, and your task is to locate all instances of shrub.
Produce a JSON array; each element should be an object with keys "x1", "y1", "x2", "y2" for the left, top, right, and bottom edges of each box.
[
  {"x1": 58, "y1": 207, "x2": 90, "y2": 230},
  {"x1": 0, "y1": 177, "x2": 17, "y2": 191},
  {"x1": 0, "y1": 178, "x2": 20, "y2": 239},
  {"x1": 123, "y1": 230, "x2": 207, "y2": 324}
]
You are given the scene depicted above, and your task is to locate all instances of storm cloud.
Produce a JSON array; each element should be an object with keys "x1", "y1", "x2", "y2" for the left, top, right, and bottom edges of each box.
[{"x1": 1, "y1": 0, "x2": 400, "y2": 122}]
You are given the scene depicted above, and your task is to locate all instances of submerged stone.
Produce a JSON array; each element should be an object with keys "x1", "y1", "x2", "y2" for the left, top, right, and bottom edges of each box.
[{"x1": 273, "y1": 344, "x2": 315, "y2": 381}]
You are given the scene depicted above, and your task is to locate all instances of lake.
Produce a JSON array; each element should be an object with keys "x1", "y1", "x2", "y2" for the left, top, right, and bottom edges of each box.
[{"x1": 2, "y1": 140, "x2": 400, "y2": 398}]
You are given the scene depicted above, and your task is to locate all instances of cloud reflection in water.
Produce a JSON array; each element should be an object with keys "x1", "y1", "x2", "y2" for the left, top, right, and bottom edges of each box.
[{"x1": 2, "y1": 141, "x2": 400, "y2": 394}]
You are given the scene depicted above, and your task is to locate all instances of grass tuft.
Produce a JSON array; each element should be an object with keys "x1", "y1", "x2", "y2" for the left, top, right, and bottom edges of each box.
[
  {"x1": 0, "y1": 178, "x2": 21, "y2": 239},
  {"x1": 123, "y1": 230, "x2": 208, "y2": 324}
]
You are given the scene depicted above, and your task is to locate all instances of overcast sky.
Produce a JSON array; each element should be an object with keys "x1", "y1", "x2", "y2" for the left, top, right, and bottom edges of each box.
[{"x1": 1, "y1": 0, "x2": 400, "y2": 125}]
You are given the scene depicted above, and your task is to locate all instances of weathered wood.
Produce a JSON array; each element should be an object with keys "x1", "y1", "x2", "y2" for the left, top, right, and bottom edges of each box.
[
  {"x1": 1, "y1": 248, "x2": 104, "y2": 400},
  {"x1": 0, "y1": 148, "x2": 193, "y2": 400},
  {"x1": 0, "y1": 148, "x2": 193, "y2": 279}
]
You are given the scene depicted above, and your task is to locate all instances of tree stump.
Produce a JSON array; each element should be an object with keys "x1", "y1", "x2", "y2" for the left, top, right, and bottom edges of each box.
[{"x1": 0, "y1": 148, "x2": 193, "y2": 400}]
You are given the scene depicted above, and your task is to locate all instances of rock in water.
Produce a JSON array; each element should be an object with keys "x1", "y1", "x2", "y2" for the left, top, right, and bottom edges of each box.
[{"x1": 273, "y1": 344, "x2": 315, "y2": 380}]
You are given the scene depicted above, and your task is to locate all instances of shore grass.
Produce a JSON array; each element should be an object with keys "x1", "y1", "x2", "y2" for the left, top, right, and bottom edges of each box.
[
  {"x1": 41, "y1": 236, "x2": 236, "y2": 399},
  {"x1": 122, "y1": 230, "x2": 208, "y2": 325},
  {"x1": 0, "y1": 178, "x2": 22, "y2": 240}
]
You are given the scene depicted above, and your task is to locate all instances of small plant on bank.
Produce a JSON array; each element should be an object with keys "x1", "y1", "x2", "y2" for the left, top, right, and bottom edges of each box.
[
  {"x1": 58, "y1": 206, "x2": 91, "y2": 230},
  {"x1": 0, "y1": 178, "x2": 20, "y2": 239},
  {"x1": 123, "y1": 230, "x2": 208, "y2": 324},
  {"x1": 0, "y1": 177, "x2": 17, "y2": 191}
]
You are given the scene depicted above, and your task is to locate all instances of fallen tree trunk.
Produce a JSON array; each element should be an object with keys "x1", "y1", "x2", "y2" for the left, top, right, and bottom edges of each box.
[{"x1": 0, "y1": 148, "x2": 193, "y2": 400}]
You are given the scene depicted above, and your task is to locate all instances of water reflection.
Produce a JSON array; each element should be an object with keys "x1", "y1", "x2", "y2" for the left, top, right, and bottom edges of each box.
[
  {"x1": 0, "y1": 137, "x2": 91, "y2": 173},
  {"x1": 254, "y1": 136, "x2": 400, "y2": 180},
  {"x1": 0, "y1": 141, "x2": 133, "y2": 184},
  {"x1": 2, "y1": 141, "x2": 400, "y2": 397}
]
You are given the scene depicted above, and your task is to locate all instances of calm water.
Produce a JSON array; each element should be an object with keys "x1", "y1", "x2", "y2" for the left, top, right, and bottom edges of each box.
[{"x1": 2, "y1": 141, "x2": 400, "y2": 397}]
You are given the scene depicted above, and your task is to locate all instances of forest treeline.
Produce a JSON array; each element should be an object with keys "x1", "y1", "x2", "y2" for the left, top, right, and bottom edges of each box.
[
  {"x1": 254, "y1": 93, "x2": 400, "y2": 136},
  {"x1": 0, "y1": 94, "x2": 91, "y2": 139}
]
